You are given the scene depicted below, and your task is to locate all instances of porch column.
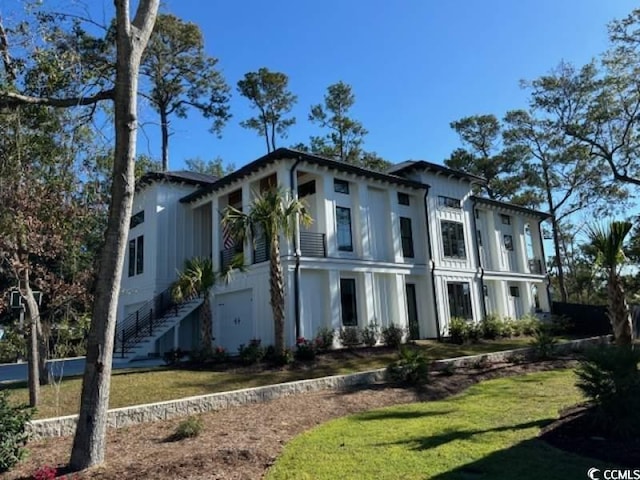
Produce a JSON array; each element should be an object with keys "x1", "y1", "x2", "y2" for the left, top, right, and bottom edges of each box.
[
  {"x1": 512, "y1": 216, "x2": 528, "y2": 273},
  {"x1": 357, "y1": 184, "x2": 371, "y2": 259},
  {"x1": 211, "y1": 196, "x2": 220, "y2": 271},
  {"x1": 241, "y1": 183, "x2": 251, "y2": 265},
  {"x1": 328, "y1": 270, "x2": 341, "y2": 347},
  {"x1": 362, "y1": 271, "x2": 375, "y2": 325},
  {"x1": 321, "y1": 173, "x2": 336, "y2": 257},
  {"x1": 388, "y1": 190, "x2": 402, "y2": 262},
  {"x1": 486, "y1": 211, "x2": 501, "y2": 271}
]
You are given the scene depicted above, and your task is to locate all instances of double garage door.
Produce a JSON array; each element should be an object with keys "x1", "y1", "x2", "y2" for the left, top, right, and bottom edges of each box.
[{"x1": 215, "y1": 289, "x2": 254, "y2": 351}]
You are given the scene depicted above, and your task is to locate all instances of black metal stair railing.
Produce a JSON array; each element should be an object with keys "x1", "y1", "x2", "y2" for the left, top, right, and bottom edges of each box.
[{"x1": 115, "y1": 286, "x2": 181, "y2": 358}]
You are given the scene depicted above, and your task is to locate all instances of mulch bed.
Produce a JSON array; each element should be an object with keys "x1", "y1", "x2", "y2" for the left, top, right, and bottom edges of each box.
[
  {"x1": 539, "y1": 404, "x2": 640, "y2": 468},
  {"x1": 6, "y1": 358, "x2": 579, "y2": 480}
]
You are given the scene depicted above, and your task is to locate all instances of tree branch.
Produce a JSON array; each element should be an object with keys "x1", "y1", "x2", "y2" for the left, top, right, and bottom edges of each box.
[{"x1": 0, "y1": 89, "x2": 114, "y2": 109}]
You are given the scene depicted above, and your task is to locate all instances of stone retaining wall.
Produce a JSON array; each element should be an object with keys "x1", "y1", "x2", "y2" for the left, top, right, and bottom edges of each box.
[{"x1": 27, "y1": 335, "x2": 611, "y2": 440}]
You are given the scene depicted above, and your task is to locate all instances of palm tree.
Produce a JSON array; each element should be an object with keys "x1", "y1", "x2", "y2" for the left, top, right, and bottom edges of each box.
[
  {"x1": 222, "y1": 187, "x2": 312, "y2": 355},
  {"x1": 588, "y1": 221, "x2": 634, "y2": 346},
  {"x1": 171, "y1": 257, "x2": 217, "y2": 351}
]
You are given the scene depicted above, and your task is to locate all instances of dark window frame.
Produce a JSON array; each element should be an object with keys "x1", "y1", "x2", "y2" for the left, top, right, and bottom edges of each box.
[
  {"x1": 510, "y1": 286, "x2": 520, "y2": 297},
  {"x1": 397, "y1": 192, "x2": 410, "y2": 205},
  {"x1": 336, "y1": 206, "x2": 353, "y2": 252},
  {"x1": 130, "y1": 210, "x2": 145, "y2": 229},
  {"x1": 128, "y1": 235, "x2": 144, "y2": 277},
  {"x1": 441, "y1": 221, "x2": 466, "y2": 259},
  {"x1": 447, "y1": 282, "x2": 473, "y2": 320},
  {"x1": 340, "y1": 278, "x2": 358, "y2": 326},
  {"x1": 504, "y1": 234, "x2": 514, "y2": 251},
  {"x1": 501, "y1": 214, "x2": 511, "y2": 225},
  {"x1": 334, "y1": 179, "x2": 350, "y2": 194},
  {"x1": 400, "y1": 217, "x2": 414, "y2": 258},
  {"x1": 438, "y1": 196, "x2": 461, "y2": 209},
  {"x1": 297, "y1": 180, "x2": 316, "y2": 198}
]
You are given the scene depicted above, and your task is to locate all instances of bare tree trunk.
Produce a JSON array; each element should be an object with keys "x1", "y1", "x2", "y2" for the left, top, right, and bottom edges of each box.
[
  {"x1": 269, "y1": 235, "x2": 285, "y2": 354},
  {"x1": 200, "y1": 294, "x2": 213, "y2": 351},
  {"x1": 160, "y1": 107, "x2": 169, "y2": 171},
  {"x1": 69, "y1": 0, "x2": 159, "y2": 470},
  {"x1": 551, "y1": 215, "x2": 568, "y2": 302},
  {"x1": 26, "y1": 309, "x2": 39, "y2": 407},
  {"x1": 609, "y1": 273, "x2": 633, "y2": 346}
]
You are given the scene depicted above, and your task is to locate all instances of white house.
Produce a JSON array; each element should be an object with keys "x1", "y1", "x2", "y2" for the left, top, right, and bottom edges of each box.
[{"x1": 114, "y1": 149, "x2": 550, "y2": 361}]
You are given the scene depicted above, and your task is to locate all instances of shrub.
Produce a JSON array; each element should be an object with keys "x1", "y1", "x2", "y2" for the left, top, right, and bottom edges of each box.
[
  {"x1": 576, "y1": 345, "x2": 640, "y2": 438},
  {"x1": 381, "y1": 324, "x2": 405, "y2": 349},
  {"x1": 172, "y1": 416, "x2": 203, "y2": 440},
  {"x1": 265, "y1": 345, "x2": 294, "y2": 366},
  {"x1": 32, "y1": 465, "x2": 57, "y2": 480},
  {"x1": 0, "y1": 391, "x2": 34, "y2": 473},
  {"x1": 0, "y1": 326, "x2": 26, "y2": 363},
  {"x1": 339, "y1": 327, "x2": 361, "y2": 347},
  {"x1": 386, "y1": 347, "x2": 429, "y2": 385},
  {"x1": 162, "y1": 348, "x2": 187, "y2": 366},
  {"x1": 467, "y1": 322, "x2": 482, "y2": 343},
  {"x1": 500, "y1": 317, "x2": 515, "y2": 338},
  {"x1": 361, "y1": 323, "x2": 380, "y2": 347},
  {"x1": 211, "y1": 345, "x2": 229, "y2": 363},
  {"x1": 294, "y1": 337, "x2": 316, "y2": 361},
  {"x1": 520, "y1": 314, "x2": 541, "y2": 335},
  {"x1": 550, "y1": 314, "x2": 573, "y2": 335},
  {"x1": 238, "y1": 338, "x2": 265, "y2": 365},
  {"x1": 481, "y1": 314, "x2": 502, "y2": 339},
  {"x1": 529, "y1": 325, "x2": 558, "y2": 360},
  {"x1": 314, "y1": 327, "x2": 335, "y2": 352},
  {"x1": 449, "y1": 317, "x2": 468, "y2": 344}
]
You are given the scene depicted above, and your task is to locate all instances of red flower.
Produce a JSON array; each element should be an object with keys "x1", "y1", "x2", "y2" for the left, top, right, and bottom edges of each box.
[{"x1": 296, "y1": 337, "x2": 306, "y2": 344}]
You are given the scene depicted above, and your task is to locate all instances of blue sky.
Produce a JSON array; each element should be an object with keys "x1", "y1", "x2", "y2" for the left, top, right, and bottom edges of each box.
[{"x1": 13, "y1": 0, "x2": 639, "y2": 171}]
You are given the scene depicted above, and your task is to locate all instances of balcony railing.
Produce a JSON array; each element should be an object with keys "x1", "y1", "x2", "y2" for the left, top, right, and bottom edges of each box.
[
  {"x1": 300, "y1": 232, "x2": 326, "y2": 257},
  {"x1": 528, "y1": 258, "x2": 543, "y2": 274}
]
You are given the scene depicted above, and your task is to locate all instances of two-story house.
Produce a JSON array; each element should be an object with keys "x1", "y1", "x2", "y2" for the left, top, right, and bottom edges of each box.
[{"x1": 114, "y1": 148, "x2": 550, "y2": 361}]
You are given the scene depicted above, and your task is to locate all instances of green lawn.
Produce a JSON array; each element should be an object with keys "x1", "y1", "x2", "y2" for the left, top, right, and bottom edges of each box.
[
  {"x1": 267, "y1": 370, "x2": 615, "y2": 480},
  {"x1": 5, "y1": 337, "x2": 557, "y2": 419}
]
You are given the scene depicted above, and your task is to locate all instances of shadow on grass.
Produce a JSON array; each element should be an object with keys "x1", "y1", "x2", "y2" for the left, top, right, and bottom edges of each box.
[
  {"x1": 428, "y1": 437, "x2": 616, "y2": 480},
  {"x1": 356, "y1": 409, "x2": 455, "y2": 421},
  {"x1": 378, "y1": 418, "x2": 553, "y2": 452}
]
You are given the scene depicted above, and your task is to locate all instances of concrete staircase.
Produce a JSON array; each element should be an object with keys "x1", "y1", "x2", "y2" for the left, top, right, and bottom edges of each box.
[{"x1": 113, "y1": 296, "x2": 203, "y2": 364}]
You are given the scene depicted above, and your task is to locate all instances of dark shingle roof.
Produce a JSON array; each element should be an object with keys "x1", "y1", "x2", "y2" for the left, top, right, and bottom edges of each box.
[
  {"x1": 471, "y1": 196, "x2": 551, "y2": 219},
  {"x1": 388, "y1": 160, "x2": 486, "y2": 184},
  {"x1": 137, "y1": 170, "x2": 219, "y2": 190},
  {"x1": 180, "y1": 148, "x2": 429, "y2": 204}
]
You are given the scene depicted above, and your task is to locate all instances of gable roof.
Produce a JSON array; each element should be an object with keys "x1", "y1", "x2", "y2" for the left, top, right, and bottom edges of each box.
[
  {"x1": 387, "y1": 160, "x2": 487, "y2": 184},
  {"x1": 180, "y1": 148, "x2": 429, "y2": 204},
  {"x1": 137, "y1": 170, "x2": 219, "y2": 190},
  {"x1": 471, "y1": 196, "x2": 551, "y2": 219}
]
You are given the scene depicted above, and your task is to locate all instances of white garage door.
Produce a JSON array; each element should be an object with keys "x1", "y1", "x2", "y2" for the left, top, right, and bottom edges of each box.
[{"x1": 215, "y1": 289, "x2": 254, "y2": 352}]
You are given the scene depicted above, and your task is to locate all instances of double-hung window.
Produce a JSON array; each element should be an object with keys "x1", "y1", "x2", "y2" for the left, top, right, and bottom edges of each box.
[
  {"x1": 336, "y1": 206, "x2": 353, "y2": 252},
  {"x1": 441, "y1": 221, "x2": 466, "y2": 259},
  {"x1": 128, "y1": 235, "x2": 144, "y2": 277}
]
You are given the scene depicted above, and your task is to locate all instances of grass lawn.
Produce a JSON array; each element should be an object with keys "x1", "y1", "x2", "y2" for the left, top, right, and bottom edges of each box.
[
  {"x1": 266, "y1": 370, "x2": 616, "y2": 480},
  {"x1": 5, "y1": 337, "x2": 555, "y2": 419}
]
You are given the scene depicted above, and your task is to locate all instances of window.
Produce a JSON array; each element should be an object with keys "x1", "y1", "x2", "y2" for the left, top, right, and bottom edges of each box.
[
  {"x1": 441, "y1": 221, "x2": 466, "y2": 259},
  {"x1": 501, "y1": 214, "x2": 511, "y2": 225},
  {"x1": 336, "y1": 207, "x2": 353, "y2": 251},
  {"x1": 334, "y1": 179, "x2": 350, "y2": 194},
  {"x1": 297, "y1": 180, "x2": 316, "y2": 198},
  {"x1": 504, "y1": 234, "x2": 514, "y2": 251},
  {"x1": 510, "y1": 286, "x2": 520, "y2": 297},
  {"x1": 128, "y1": 235, "x2": 144, "y2": 277},
  {"x1": 447, "y1": 282, "x2": 473, "y2": 320},
  {"x1": 340, "y1": 278, "x2": 358, "y2": 326},
  {"x1": 397, "y1": 192, "x2": 410, "y2": 205},
  {"x1": 438, "y1": 196, "x2": 461, "y2": 209},
  {"x1": 400, "y1": 217, "x2": 414, "y2": 258},
  {"x1": 130, "y1": 210, "x2": 144, "y2": 229}
]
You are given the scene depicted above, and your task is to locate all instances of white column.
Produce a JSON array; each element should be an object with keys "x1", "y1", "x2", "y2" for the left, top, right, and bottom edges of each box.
[
  {"x1": 393, "y1": 274, "x2": 408, "y2": 330},
  {"x1": 358, "y1": 184, "x2": 371, "y2": 260},
  {"x1": 512, "y1": 216, "x2": 528, "y2": 273},
  {"x1": 529, "y1": 220, "x2": 545, "y2": 272},
  {"x1": 388, "y1": 190, "x2": 402, "y2": 262},
  {"x1": 486, "y1": 211, "x2": 501, "y2": 271},
  {"x1": 328, "y1": 270, "x2": 341, "y2": 346},
  {"x1": 362, "y1": 271, "x2": 375, "y2": 325},
  {"x1": 321, "y1": 173, "x2": 336, "y2": 257},
  {"x1": 211, "y1": 196, "x2": 220, "y2": 272},
  {"x1": 522, "y1": 281, "x2": 534, "y2": 316},
  {"x1": 241, "y1": 183, "x2": 251, "y2": 265}
]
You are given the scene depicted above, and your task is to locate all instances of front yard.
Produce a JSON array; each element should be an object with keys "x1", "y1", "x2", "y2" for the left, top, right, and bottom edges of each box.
[{"x1": 4, "y1": 337, "x2": 539, "y2": 418}]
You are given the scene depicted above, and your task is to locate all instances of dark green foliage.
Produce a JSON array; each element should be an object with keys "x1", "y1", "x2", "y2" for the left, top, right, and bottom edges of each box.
[
  {"x1": 265, "y1": 345, "x2": 293, "y2": 366},
  {"x1": 361, "y1": 323, "x2": 379, "y2": 347},
  {"x1": 238, "y1": 339, "x2": 265, "y2": 365},
  {"x1": 294, "y1": 338, "x2": 316, "y2": 362},
  {"x1": 448, "y1": 317, "x2": 469, "y2": 344},
  {"x1": 171, "y1": 416, "x2": 203, "y2": 440},
  {"x1": 314, "y1": 327, "x2": 335, "y2": 352},
  {"x1": 0, "y1": 326, "x2": 26, "y2": 363},
  {"x1": 0, "y1": 391, "x2": 34, "y2": 473},
  {"x1": 576, "y1": 345, "x2": 640, "y2": 438},
  {"x1": 481, "y1": 314, "x2": 503, "y2": 339},
  {"x1": 386, "y1": 347, "x2": 429, "y2": 386},
  {"x1": 162, "y1": 348, "x2": 187, "y2": 366},
  {"x1": 381, "y1": 324, "x2": 405, "y2": 349},
  {"x1": 529, "y1": 326, "x2": 558, "y2": 360},
  {"x1": 339, "y1": 327, "x2": 361, "y2": 347}
]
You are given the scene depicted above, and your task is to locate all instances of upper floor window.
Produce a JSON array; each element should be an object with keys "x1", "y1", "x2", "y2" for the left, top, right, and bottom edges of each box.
[
  {"x1": 336, "y1": 206, "x2": 353, "y2": 252},
  {"x1": 130, "y1": 210, "x2": 144, "y2": 229},
  {"x1": 441, "y1": 221, "x2": 466, "y2": 259},
  {"x1": 400, "y1": 217, "x2": 414, "y2": 258},
  {"x1": 504, "y1": 234, "x2": 514, "y2": 251},
  {"x1": 397, "y1": 192, "x2": 410, "y2": 205},
  {"x1": 334, "y1": 179, "x2": 350, "y2": 194},
  {"x1": 501, "y1": 214, "x2": 511, "y2": 225},
  {"x1": 438, "y1": 196, "x2": 461, "y2": 209},
  {"x1": 297, "y1": 180, "x2": 316, "y2": 198},
  {"x1": 128, "y1": 235, "x2": 144, "y2": 277}
]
